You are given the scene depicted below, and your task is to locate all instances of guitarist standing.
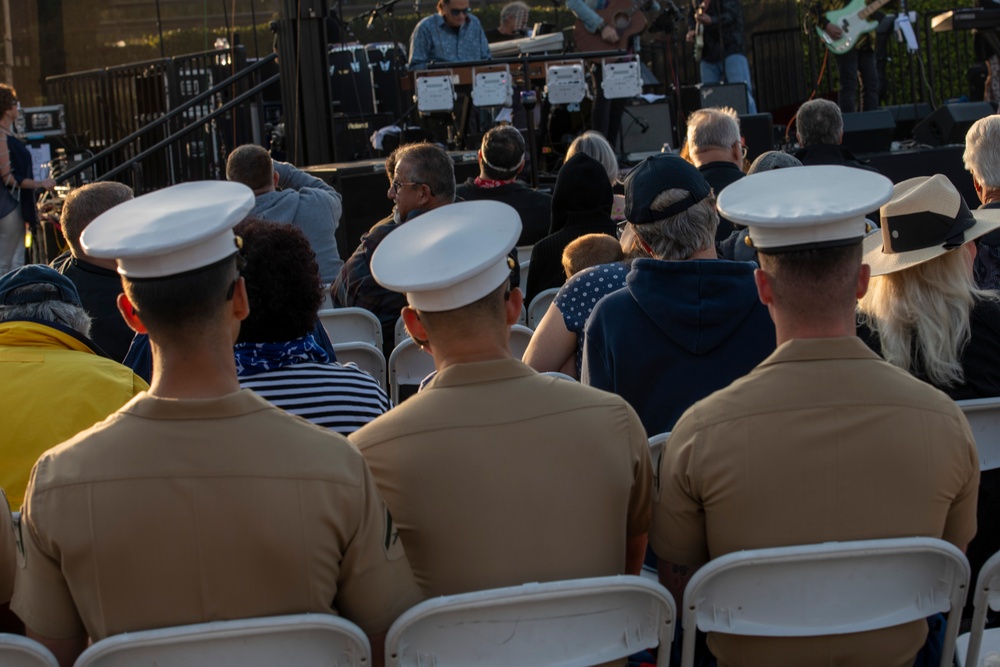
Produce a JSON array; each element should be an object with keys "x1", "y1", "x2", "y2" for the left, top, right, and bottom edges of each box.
[
  {"x1": 686, "y1": 0, "x2": 757, "y2": 114},
  {"x1": 809, "y1": 0, "x2": 880, "y2": 112}
]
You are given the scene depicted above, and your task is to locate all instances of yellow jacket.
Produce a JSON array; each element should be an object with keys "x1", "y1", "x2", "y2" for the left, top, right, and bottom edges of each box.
[{"x1": 0, "y1": 320, "x2": 147, "y2": 508}]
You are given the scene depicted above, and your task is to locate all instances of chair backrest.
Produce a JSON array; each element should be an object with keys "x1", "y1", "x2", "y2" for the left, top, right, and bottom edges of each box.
[
  {"x1": 332, "y1": 342, "x2": 387, "y2": 389},
  {"x1": 958, "y1": 549, "x2": 1000, "y2": 667},
  {"x1": 0, "y1": 635, "x2": 58, "y2": 667},
  {"x1": 386, "y1": 575, "x2": 675, "y2": 667},
  {"x1": 509, "y1": 324, "x2": 533, "y2": 360},
  {"x1": 648, "y1": 432, "x2": 671, "y2": 475},
  {"x1": 517, "y1": 253, "x2": 531, "y2": 290},
  {"x1": 74, "y1": 614, "x2": 370, "y2": 667},
  {"x1": 527, "y1": 287, "x2": 559, "y2": 329},
  {"x1": 681, "y1": 537, "x2": 970, "y2": 667},
  {"x1": 388, "y1": 338, "x2": 436, "y2": 405},
  {"x1": 957, "y1": 397, "x2": 1000, "y2": 471},
  {"x1": 318, "y1": 308, "x2": 384, "y2": 351},
  {"x1": 518, "y1": 303, "x2": 527, "y2": 326},
  {"x1": 394, "y1": 316, "x2": 408, "y2": 348}
]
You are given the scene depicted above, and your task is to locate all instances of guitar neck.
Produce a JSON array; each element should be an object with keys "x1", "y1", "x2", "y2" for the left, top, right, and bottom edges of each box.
[{"x1": 858, "y1": 0, "x2": 894, "y2": 21}]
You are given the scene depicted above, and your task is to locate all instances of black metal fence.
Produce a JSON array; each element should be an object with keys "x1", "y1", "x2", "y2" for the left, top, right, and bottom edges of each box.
[{"x1": 45, "y1": 46, "x2": 277, "y2": 193}]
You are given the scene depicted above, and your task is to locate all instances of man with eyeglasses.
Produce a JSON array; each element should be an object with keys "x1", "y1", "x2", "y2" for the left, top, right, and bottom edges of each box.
[
  {"x1": 408, "y1": 0, "x2": 491, "y2": 69},
  {"x1": 684, "y1": 106, "x2": 745, "y2": 244},
  {"x1": 12, "y1": 181, "x2": 422, "y2": 667}
]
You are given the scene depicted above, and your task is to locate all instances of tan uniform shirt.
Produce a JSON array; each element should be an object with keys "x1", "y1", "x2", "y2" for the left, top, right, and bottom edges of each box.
[
  {"x1": 652, "y1": 337, "x2": 980, "y2": 667},
  {"x1": 351, "y1": 359, "x2": 653, "y2": 597},
  {"x1": 0, "y1": 491, "x2": 14, "y2": 603},
  {"x1": 12, "y1": 390, "x2": 422, "y2": 641}
]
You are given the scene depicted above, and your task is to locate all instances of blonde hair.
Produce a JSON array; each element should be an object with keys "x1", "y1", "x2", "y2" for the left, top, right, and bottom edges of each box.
[
  {"x1": 562, "y1": 233, "x2": 624, "y2": 278},
  {"x1": 566, "y1": 131, "x2": 618, "y2": 183},
  {"x1": 857, "y1": 247, "x2": 996, "y2": 388}
]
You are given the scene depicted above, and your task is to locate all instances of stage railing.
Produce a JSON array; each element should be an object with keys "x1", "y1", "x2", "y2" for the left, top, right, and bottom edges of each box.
[{"x1": 45, "y1": 46, "x2": 276, "y2": 193}]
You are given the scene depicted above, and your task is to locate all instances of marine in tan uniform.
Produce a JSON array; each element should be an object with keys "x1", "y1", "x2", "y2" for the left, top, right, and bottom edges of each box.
[
  {"x1": 651, "y1": 166, "x2": 980, "y2": 667},
  {"x1": 350, "y1": 200, "x2": 653, "y2": 597},
  {"x1": 11, "y1": 182, "x2": 422, "y2": 667}
]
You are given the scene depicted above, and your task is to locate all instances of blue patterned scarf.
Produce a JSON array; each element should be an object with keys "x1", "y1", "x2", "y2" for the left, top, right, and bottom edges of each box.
[{"x1": 234, "y1": 334, "x2": 330, "y2": 377}]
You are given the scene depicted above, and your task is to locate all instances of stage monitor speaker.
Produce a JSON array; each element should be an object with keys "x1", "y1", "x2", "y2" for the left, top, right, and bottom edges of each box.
[
  {"x1": 622, "y1": 100, "x2": 673, "y2": 159},
  {"x1": 739, "y1": 112, "x2": 774, "y2": 164},
  {"x1": 885, "y1": 103, "x2": 932, "y2": 141},
  {"x1": 332, "y1": 113, "x2": 392, "y2": 163},
  {"x1": 306, "y1": 151, "x2": 481, "y2": 261},
  {"x1": 913, "y1": 101, "x2": 994, "y2": 147},
  {"x1": 681, "y1": 83, "x2": 749, "y2": 116},
  {"x1": 841, "y1": 109, "x2": 895, "y2": 155}
]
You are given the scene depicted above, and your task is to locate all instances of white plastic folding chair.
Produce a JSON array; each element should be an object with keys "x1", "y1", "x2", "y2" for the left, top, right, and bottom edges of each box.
[
  {"x1": 527, "y1": 287, "x2": 559, "y2": 329},
  {"x1": 318, "y1": 308, "x2": 384, "y2": 351},
  {"x1": 332, "y1": 342, "x2": 387, "y2": 389},
  {"x1": 394, "y1": 316, "x2": 408, "y2": 349},
  {"x1": 386, "y1": 575, "x2": 675, "y2": 667},
  {"x1": 0, "y1": 635, "x2": 58, "y2": 667},
  {"x1": 510, "y1": 323, "x2": 533, "y2": 360},
  {"x1": 648, "y1": 432, "x2": 671, "y2": 475},
  {"x1": 680, "y1": 537, "x2": 970, "y2": 667},
  {"x1": 388, "y1": 338, "x2": 436, "y2": 405},
  {"x1": 518, "y1": 303, "x2": 527, "y2": 326},
  {"x1": 74, "y1": 614, "x2": 370, "y2": 667},
  {"x1": 957, "y1": 397, "x2": 1000, "y2": 471},
  {"x1": 956, "y1": 549, "x2": 1000, "y2": 666}
]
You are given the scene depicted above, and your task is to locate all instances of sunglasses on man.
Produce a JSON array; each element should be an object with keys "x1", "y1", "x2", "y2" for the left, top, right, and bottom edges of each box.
[{"x1": 449, "y1": 6, "x2": 471, "y2": 16}]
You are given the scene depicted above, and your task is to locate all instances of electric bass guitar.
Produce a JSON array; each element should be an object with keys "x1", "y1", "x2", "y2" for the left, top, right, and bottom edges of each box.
[
  {"x1": 573, "y1": 0, "x2": 650, "y2": 52},
  {"x1": 815, "y1": 0, "x2": 894, "y2": 55},
  {"x1": 692, "y1": 0, "x2": 706, "y2": 62}
]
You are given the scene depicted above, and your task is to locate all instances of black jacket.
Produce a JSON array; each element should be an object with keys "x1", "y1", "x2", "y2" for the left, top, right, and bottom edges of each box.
[{"x1": 455, "y1": 178, "x2": 553, "y2": 246}]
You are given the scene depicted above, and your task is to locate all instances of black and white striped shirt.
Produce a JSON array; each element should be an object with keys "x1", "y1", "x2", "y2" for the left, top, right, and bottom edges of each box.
[{"x1": 240, "y1": 362, "x2": 391, "y2": 435}]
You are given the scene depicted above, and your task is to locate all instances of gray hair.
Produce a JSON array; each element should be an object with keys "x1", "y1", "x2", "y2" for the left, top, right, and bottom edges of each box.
[
  {"x1": 634, "y1": 189, "x2": 718, "y2": 260},
  {"x1": 500, "y1": 1, "x2": 529, "y2": 24},
  {"x1": 748, "y1": 150, "x2": 802, "y2": 174},
  {"x1": 796, "y1": 99, "x2": 842, "y2": 146},
  {"x1": 566, "y1": 131, "x2": 619, "y2": 183},
  {"x1": 0, "y1": 284, "x2": 92, "y2": 337},
  {"x1": 686, "y1": 107, "x2": 741, "y2": 152},
  {"x1": 964, "y1": 115, "x2": 1000, "y2": 189}
]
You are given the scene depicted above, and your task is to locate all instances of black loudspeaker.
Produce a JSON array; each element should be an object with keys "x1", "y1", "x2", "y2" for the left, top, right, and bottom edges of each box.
[
  {"x1": 332, "y1": 113, "x2": 393, "y2": 163},
  {"x1": 305, "y1": 151, "x2": 481, "y2": 261},
  {"x1": 739, "y1": 112, "x2": 775, "y2": 164},
  {"x1": 841, "y1": 109, "x2": 895, "y2": 155},
  {"x1": 884, "y1": 103, "x2": 933, "y2": 141},
  {"x1": 681, "y1": 83, "x2": 749, "y2": 116},
  {"x1": 913, "y1": 102, "x2": 994, "y2": 147},
  {"x1": 622, "y1": 101, "x2": 673, "y2": 157}
]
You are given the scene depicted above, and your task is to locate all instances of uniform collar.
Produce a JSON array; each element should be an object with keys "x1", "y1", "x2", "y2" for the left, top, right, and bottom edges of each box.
[
  {"x1": 121, "y1": 389, "x2": 273, "y2": 420},
  {"x1": 758, "y1": 336, "x2": 882, "y2": 368},
  {"x1": 424, "y1": 357, "x2": 533, "y2": 390}
]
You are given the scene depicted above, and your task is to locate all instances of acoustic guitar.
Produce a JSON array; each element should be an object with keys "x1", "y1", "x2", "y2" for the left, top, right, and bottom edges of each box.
[{"x1": 573, "y1": 0, "x2": 650, "y2": 52}]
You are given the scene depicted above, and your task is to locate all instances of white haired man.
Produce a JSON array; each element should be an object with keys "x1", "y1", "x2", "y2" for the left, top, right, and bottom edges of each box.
[{"x1": 964, "y1": 114, "x2": 1000, "y2": 289}]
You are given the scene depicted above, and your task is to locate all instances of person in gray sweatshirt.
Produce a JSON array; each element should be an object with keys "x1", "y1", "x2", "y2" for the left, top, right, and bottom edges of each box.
[{"x1": 226, "y1": 144, "x2": 344, "y2": 283}]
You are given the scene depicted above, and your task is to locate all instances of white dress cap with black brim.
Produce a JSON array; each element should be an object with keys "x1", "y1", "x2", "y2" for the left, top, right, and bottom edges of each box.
[
  {"x1": 80, "y1": 181, "x2": 255, "y2": 279},
  {"x1": 370, "y1": 200, "x2": 522, "y2": 313},
  {"x1": 863, "y1": 174, "x2": 1000, "y2": 276},
  {"x1": 717, "y1": 165, "x2": 894, "y2": 253}
]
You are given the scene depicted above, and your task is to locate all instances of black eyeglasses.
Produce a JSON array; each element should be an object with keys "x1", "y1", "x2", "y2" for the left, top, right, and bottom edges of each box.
[
  {"x1": 449, "y1": 6, "x2": 471, "y2": 16},
  {"x1": 391, "y1": 179, "x2": 426, "y2": 195},
  {"x1": 616, "y1": 220, "x2": 628, "y2": 239}
]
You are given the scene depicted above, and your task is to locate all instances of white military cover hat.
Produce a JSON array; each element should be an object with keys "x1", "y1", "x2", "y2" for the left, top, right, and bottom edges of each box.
[
  {"x1": 717, "y1": 165, "x2": 894, "y2": 253},
  {"x1": 370, "y1": 200, "x2": 521, "y2": 312},
  {"x1": 80, "y1": 181, "x2": 255, "y2": 278}
]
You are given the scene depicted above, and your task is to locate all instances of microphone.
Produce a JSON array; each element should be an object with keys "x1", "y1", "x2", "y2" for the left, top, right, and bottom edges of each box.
[{"x1": 367, "y1": 8, "x2": 377, "y2": 29}]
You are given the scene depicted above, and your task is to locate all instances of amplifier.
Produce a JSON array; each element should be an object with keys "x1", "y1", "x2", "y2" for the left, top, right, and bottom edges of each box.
[{"x1": 681, "y1": 83, "x2": 749, "y2": 116}]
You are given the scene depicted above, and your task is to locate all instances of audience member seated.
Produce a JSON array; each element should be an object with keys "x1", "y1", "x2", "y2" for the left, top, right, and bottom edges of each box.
[
  {"x1": 684, "y1": 107, "x2": 745, "y2": 244},
  {"x1": 793, "y1": 98, "x2": 878, "y2": 172},
  {"x1": 234, "y1": 218, "x2": 390, "y2": 434},
  {"x1": 857, "y1": 173, "x2": 1000, "y2": 614},
  {"x1": 963, "y1": 115, "x2": 1000, "y2": 290},
  {"x1": 565, "y1": 131, "x2": 624, "y2": 221},
  {"x1": 523, "y1": 231, "x2": 638, "y2": 378},
  {"x1": 581, "y1": 155, "x2": 775, "y2": 436},
  {"x1": 718, "y1": 150, "x2": 802, "y2": 262},
  {"x1": 226, "y1": 144, "x2": 344, "y2": 283},
  {"x1": 351, "y1": 200, "x2": 652, "y2": 597},
  {"x1": 455, "y1": 125, "x2": 551, "y2": 246},
  {"x1": 654, "y1": 165, "x2": 978, "y2": 667},
  {"x1": 562, "y1": 232, "x2": 624, "y2": 279},
  {"x1": 0, "y1": 490, "x2": 16, "y2": 631},
  {"x1": 11, "y1": 182, "x2": 421, "y2": 667},
  {"x1": 334, "y1": 143, "x2": 457, "y2": 351},
  {"x1": 50, "y1": 182, "x2": 135, "y2": 361},
  {"x1": 0, "y1": 265, "x2": 147, "y2": 509},
  {"x1": 525, "y1": 153, "x2": 615, "y2": 302}
]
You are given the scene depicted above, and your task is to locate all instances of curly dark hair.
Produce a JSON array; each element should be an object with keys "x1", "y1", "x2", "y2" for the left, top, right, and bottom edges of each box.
[{"x1": 234, "y1": 218, "x2": 324, "y2": 344}]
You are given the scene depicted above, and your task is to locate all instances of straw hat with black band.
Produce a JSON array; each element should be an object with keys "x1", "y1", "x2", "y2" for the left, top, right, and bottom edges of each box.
[{"x1": 863, "y1": 174, "x2": 1000, "y2": 276}]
